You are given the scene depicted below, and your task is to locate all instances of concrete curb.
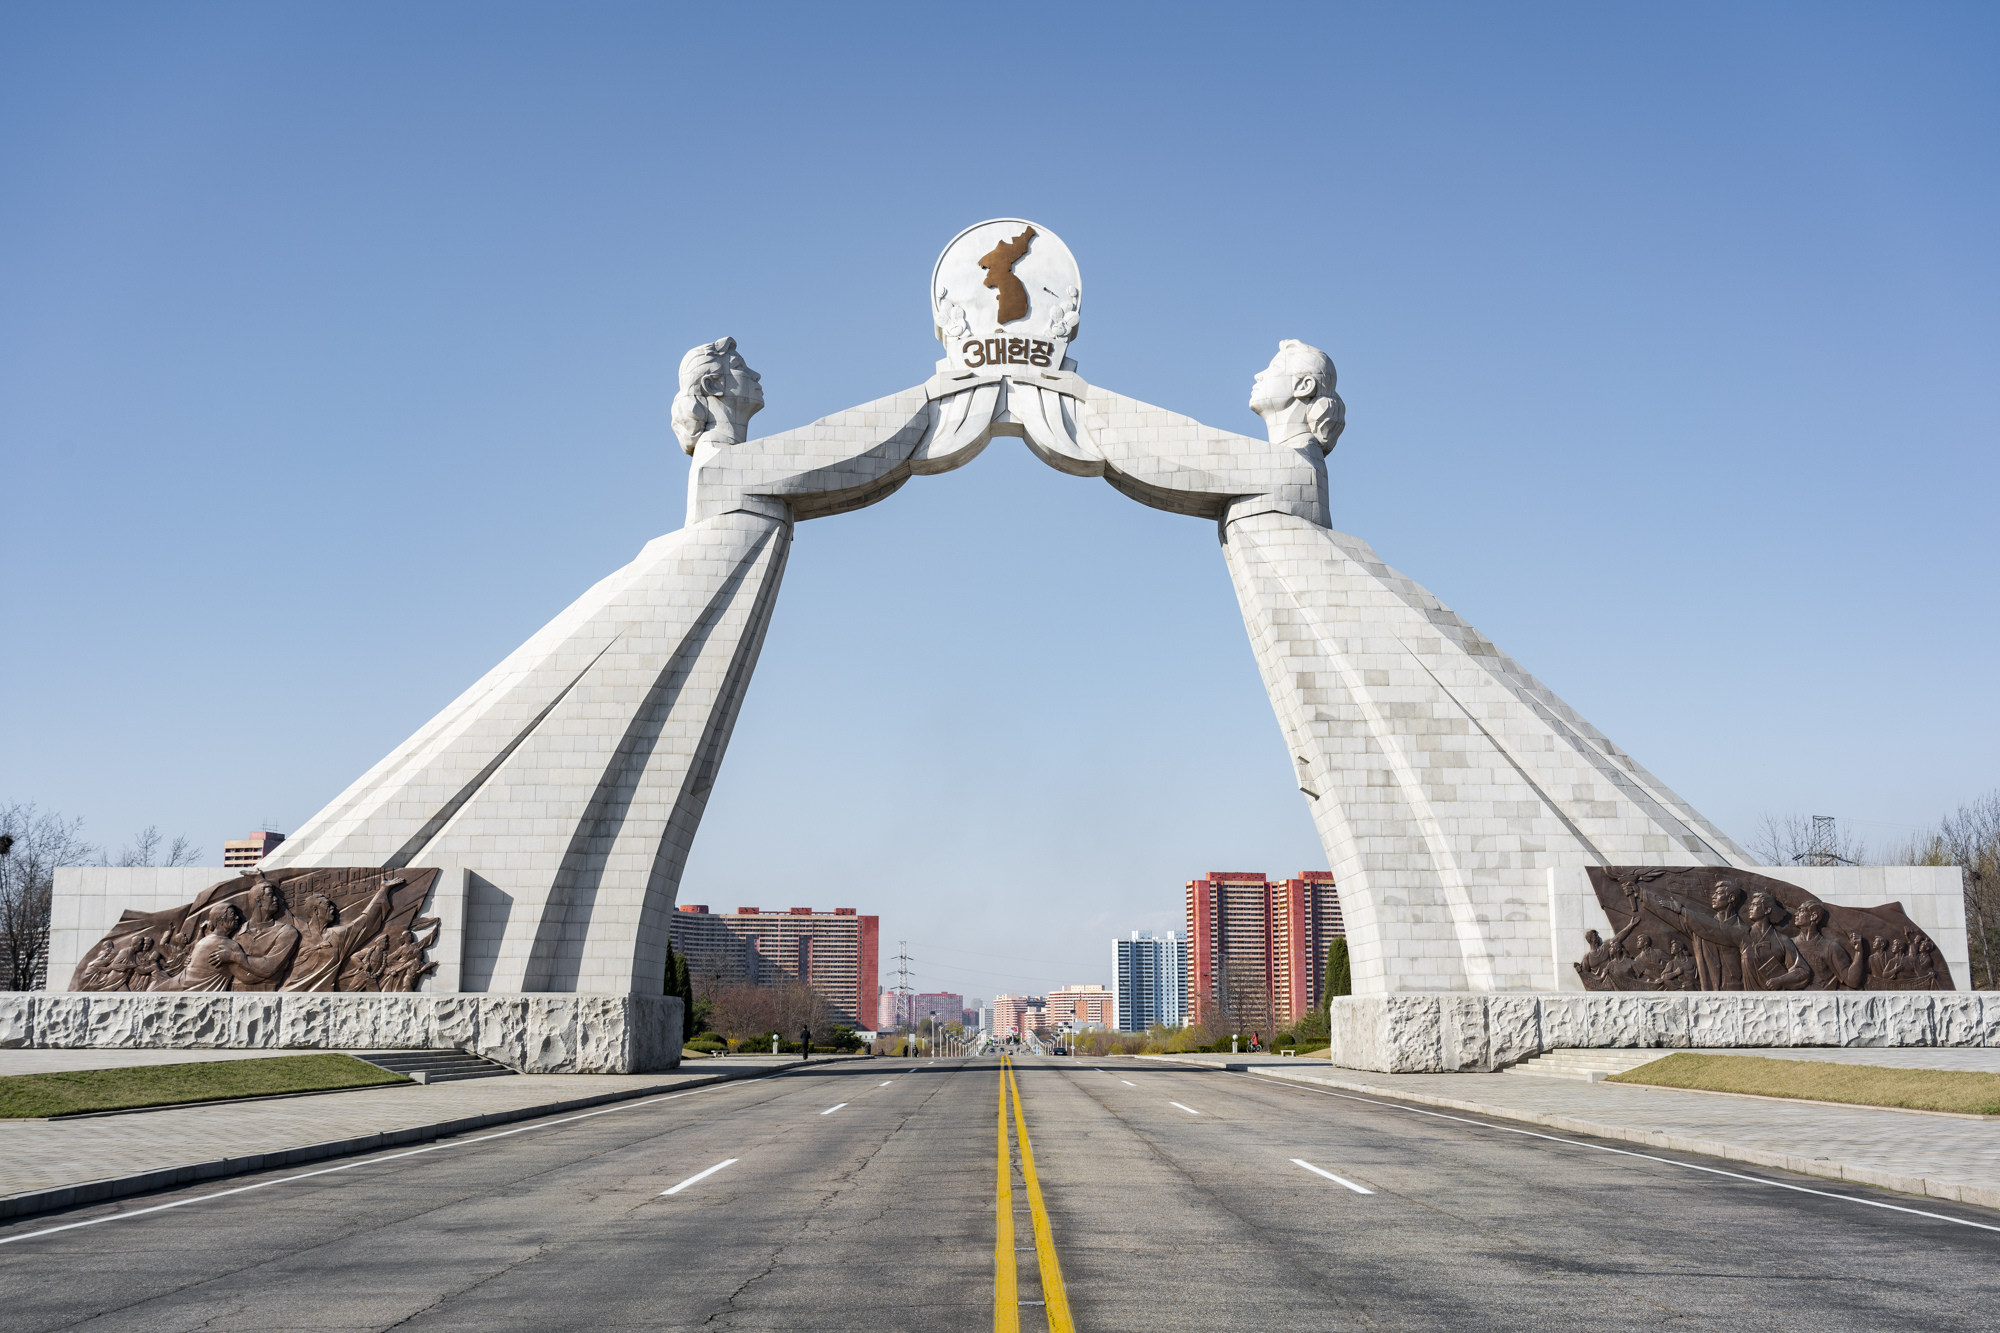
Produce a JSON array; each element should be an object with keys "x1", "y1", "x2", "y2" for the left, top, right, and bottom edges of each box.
[
  {"x1": 1138, "y1": 1055, "x2": 2000, "y2": 1212},
  {"x1": 0, "y1": 1058, "x2": 819, "y2": 1223}
]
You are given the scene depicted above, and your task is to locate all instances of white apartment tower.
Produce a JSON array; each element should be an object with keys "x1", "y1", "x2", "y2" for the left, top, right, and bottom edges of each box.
[{"x1": 1113, "y1": 930, "x2": 1187, "y2": 1032}]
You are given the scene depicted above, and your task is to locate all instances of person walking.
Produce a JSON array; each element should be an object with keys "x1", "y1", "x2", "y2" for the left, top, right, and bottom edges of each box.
[{"x1": 799, "y1": 1026, "x2": 811, "y2": 1063}]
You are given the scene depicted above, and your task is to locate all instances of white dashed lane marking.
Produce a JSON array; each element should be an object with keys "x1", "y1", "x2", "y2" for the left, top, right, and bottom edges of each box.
[
  {"x1": 661, "y1": 1159, "x2": 738, "y2": 1196},
  {"x1": 1292, "y1": 1158, "x2": 1374, "y2": 1194}
]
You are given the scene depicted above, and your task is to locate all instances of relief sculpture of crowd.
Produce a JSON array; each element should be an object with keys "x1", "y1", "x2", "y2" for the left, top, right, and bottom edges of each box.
[
  {"x1": 70, "y1": 867, "x2": 440, "y2": 994},
  {"x1": 1574, "y1": 866, "x2": 1951, "y2": 992}
]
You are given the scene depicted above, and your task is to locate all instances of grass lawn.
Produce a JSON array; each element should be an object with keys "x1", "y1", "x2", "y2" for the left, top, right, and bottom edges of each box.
[
  {"x1": 0, "y1": 1054, "x2": 410, "y2": 1119},
  {"x1": 1608, "y1": 1053, "x2": 2000, "y2": 1116}
]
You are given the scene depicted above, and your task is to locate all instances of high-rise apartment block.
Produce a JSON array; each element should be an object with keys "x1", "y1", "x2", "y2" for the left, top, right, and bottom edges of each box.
[
  {"x1": 1185, "y1": 871, "x2": 1343, "y2": 1032},
  {"x1": 223, "y1": 830, "x2": 286, "y2": 868},
  {"x1": 667, "y1": 905, "x2": 878, "y2": 1027},
  {"x1": 1113, "y1": 930, "x2": 1187, "y2": 1031},
  {"x1": 992, "y1": 993, "x2": 1049, "y2": 1038},
  {"x1": 1045, "y1": 984, "x2": 1115, "y2": 1031}
]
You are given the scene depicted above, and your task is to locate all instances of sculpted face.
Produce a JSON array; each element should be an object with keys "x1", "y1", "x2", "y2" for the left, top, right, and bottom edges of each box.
[
  {"x1": 1249, "y1": 349, "x2": 1320, "y2": 417},
  {"x1": 1711, "y1": 881, "x2": 1743, "y2": 913},
  {"x1": 207, "y1": 904, "x2": 242, "y2": 937},
  {"x1": 1742, "y1": 892, "x2": 1774, "y2": 924},
  {"x1": 1797, "y1": 900, "x2": 1827, "y2": 929},
  {"x1": 709, "y1": 346, "x2": 764, "y2": 415},
  {"x1": 250, "y1": 883, "x2": 280, "y2": 920}
]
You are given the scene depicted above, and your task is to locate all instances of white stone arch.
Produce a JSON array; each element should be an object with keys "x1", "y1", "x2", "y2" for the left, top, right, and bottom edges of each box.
[{"x1": 264, "y1": 347, "x2": 1751, "y2": 1000}]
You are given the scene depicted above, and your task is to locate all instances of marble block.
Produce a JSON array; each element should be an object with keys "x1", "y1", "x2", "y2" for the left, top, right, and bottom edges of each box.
[
  {"x1": 11, "y1": 994, "x2": 683, "y2": 1074},
  {"x1": 1328, "y1": 992, "x2": 1993, "y2": 1073}
]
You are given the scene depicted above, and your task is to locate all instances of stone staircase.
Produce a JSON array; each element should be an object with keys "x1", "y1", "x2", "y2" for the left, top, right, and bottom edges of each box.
[
  {"x1": 1501, "y1": 1049, "x2": 1668, "y2": 1082},
  {"x1": 354, "y1": 1050, "x2": 520, "y2": 1084}
]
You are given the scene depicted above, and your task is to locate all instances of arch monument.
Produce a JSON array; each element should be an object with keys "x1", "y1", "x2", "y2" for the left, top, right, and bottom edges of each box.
[{"x1": 29, "y1": 220, "x2": 1981, "y2": 1071}]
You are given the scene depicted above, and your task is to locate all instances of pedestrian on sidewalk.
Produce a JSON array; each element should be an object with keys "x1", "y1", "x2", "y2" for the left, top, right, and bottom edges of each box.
[{"x1": 800, "y1": 1027, "x2": 811, "y2": 1063}]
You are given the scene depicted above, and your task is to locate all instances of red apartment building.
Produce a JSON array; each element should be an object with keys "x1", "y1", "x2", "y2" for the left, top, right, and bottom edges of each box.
[
  {"x1": 1185, "y1": 871, "x2": 1343, "y2": 1032},
  {"x1": 668, "y1": 905, "x2": 879, "y2": 1028}
]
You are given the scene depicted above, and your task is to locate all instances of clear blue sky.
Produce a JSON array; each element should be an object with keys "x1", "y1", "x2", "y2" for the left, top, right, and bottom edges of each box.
[{"x1": 4, "y1": 4, "x2": 1995, "y2": 1007}]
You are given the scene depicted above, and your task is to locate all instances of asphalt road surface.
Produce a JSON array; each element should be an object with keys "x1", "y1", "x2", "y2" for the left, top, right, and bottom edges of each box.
[{"x1": 2, "y1": 1055, "x2": 1996, "y2": 1331}]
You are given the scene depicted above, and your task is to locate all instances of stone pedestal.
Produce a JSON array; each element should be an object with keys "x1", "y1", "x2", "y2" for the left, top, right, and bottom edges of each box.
[
  {"x1": 1328, "y1": 992, "x2": 2000, "y2": 1073},
  {"x1": 0, "y1": 993, "x2": 683, "y2": 1075}
]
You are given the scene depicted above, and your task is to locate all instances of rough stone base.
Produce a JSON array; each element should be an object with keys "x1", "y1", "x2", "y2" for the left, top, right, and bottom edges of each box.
[
  {"x1": 1329, "y1": 992, "x2": 2000, "y2": 1073},
  {"x1": 0, "y1": 993, "x2": 683, "y2": 1075}
]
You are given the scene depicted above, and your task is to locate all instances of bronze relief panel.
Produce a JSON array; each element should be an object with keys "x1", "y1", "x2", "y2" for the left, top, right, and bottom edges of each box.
[
  {"x1": 1575, "y1": 866, "x2": 1952, "y2": 992},
  {"x1": 70, "y1": 867, "x2": 441, "y2": 994}
]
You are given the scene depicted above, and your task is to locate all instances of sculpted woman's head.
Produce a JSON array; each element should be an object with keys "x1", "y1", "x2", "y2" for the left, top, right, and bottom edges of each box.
[{"x1": 672, "y1": 337, "x2": 765, "y2": 455}]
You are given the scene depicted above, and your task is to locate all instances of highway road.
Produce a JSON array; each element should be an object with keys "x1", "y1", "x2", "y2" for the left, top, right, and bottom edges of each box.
[{"x1": 2, "y1": 1055, "x2": 1996, "y2": 1330}]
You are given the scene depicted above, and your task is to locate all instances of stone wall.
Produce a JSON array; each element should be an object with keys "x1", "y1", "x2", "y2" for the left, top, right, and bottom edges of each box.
[
  {"x1": 0, "y1": 992, "x2": 682, "y2": 1075},
  {"x1": 1328, "y1": 991, "x2": 2000, "y2": 1073}
]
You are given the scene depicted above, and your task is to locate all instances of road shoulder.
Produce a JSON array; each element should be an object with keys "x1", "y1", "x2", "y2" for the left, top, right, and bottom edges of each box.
[{"x1": 1137, "y1": 1053, "x2": 2000, "y2": 1211}]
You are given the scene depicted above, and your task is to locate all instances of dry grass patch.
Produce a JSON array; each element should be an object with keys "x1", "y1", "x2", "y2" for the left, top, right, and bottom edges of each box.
[
  {"x1": 0, "y1": 1054, "x2": 409, "y2": 1118},
  {"x1": 1608, "y1": 1053, "x2": 2000, "y2": 1116}
]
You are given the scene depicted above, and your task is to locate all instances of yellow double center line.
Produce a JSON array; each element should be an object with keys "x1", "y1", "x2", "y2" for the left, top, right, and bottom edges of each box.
[{"x1": 996, "y1": 1055, "x2": 1074, "y2": 1332}]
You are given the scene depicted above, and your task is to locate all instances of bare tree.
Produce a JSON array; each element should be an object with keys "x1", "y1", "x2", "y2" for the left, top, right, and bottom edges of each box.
[
  {"x1": 1937, "y1": 794, "x2": 2000, "y2": 990},
  {"x1": 1211, "y1": 954, "x2": 1276, "y2": 1041},
  {"x1": 115, "y1": 825, "x2": 202, "y2": 868},
  {"x1": 0, "y1": 804, "x2": 97, "y2": 990},
  {"x1": 696, "y1": 976, "x2": 834, "y2": 1044},
  {"x1": 1749, "y1": 814, "x2": 1867, "y2": 867},
  {"x1": 1878, "y1": 793, "x2": 1999, "y2": 990}
]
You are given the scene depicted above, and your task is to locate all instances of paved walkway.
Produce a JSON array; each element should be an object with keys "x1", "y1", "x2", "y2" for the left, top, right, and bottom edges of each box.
[
  {"x1": 0, "y1": 1049, "x2": 310, "y2": 1076},
  {"x1": 0, "y1": 1052, "x2": 822, "y2": 1218},
  {"x1": 1145, "y1": 1052, "x2": 2000, "y2": 1210}
]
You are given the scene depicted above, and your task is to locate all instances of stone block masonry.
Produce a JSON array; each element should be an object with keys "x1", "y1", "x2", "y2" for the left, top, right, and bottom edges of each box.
[
  {"x1": 1327, "y1": 991, "x2": 2000, "y2": 1073},
  {"x1": 0, "y1": 993, "x2": 683, "y2": 1075}
]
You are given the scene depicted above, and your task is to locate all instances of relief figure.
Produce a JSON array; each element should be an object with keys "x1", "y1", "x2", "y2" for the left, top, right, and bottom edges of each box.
[
  {"x1": 229, "y1": 878, "x2": 300, "y2": 991},
  {"x1": 283, "y1": 876, "x2": 403, "y2": 993},
  {"x1": 155, "y1": 903, "x2": 290, "y2": 992},
  {"x1": 1633, "y1": 882, "x2": 1812, "y2": 991},
  {"x1": 1789, "y1": 899, "x2": 1868, "y2": 990}
]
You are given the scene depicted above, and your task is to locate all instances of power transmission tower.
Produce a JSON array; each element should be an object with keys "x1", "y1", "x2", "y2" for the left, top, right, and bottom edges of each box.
[
  {"x1": 1798, "y1": 814, "x2": 1858, "y2": 866},
  {"x1": 892, "y1": 941, "x2": 915, "y2": 1040}
]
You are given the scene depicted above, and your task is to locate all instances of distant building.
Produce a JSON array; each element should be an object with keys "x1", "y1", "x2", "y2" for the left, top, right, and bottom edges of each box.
[
  {"x1": 910, "y1": 991, "x2": 963, "y2": 1030},
  {"x1": 1046, "y1": 984, "x2": 1115, "y2": 1031},
  {"x1": 223, "y1": 830, "x2": 285, "y2": 868},
  {"x1": 1185, "y1": 871, "x2": 1343, "y2": 1032},
  {"x1": 1113, "y1": 930, "x2": 1187, "y2": 1031},
  {"x1": 667, "y1": 905, "x2": 879, "y2": 1027},
  {"x1": 962, "y1": 1007, "x2": 979, "y2": 1028},
  {"x1": 992, "y1": 993, "x2": 1036, "y2": 1038}
]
